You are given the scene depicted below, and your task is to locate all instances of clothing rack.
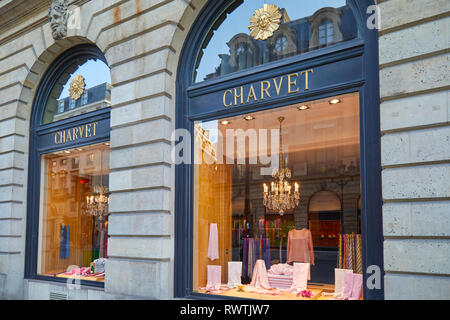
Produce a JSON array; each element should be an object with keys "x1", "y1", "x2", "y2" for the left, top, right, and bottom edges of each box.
[
  {"x1": 337, "y1": 233, "x2": 362, "y2": 274},
  {"x1": 242, "y1": 237, "x2": 270, "y2": 279}
]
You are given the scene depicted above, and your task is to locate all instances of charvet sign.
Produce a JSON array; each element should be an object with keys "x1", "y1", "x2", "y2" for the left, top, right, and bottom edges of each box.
[
  {"x1": 54, "y1": 122, "x2": 98, "y2": 145},
  {"x1": 222, "y1": 69, "x2": 313, "y2": 108}
]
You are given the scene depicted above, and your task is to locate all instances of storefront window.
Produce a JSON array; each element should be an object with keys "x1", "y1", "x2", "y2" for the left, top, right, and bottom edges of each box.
[
  {"x1": 193, "y1": 92, "x2": 362, "y2": 299},
  {"x1": 27, "y1": 45, "x2": 112, "y2": 286},
  {"x1": 194, "y1": 0, "x2": 357, "y2": 82},
  {"x1": 37, "y1": 143, "x2": 110, "y2": 282}
]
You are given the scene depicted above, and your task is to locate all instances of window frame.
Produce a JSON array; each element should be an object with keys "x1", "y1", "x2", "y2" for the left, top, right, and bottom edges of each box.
[
  {"x1": 25, "y1": 44, "x2": 111, "y2": 288},
  {"x1": 175, "y1": 0, "x2": 383, "y2": 300}
]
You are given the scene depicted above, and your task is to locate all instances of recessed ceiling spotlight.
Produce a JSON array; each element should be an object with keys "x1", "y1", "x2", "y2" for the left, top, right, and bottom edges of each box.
[
  {"x1": 221, "y1": 120, "x2": 231, "y2": 125},
  {"x1": 329, "y1": 98, "x2": 341, "y2": 104},
  {"x1": 76, "y1": 148, "x2": 83, "y2": 151},
  {"x1": 64, "y1": 150, "x2": 71, "y2": 154},
  {"x1": 105, "y1": 142, "x2": 110, "y2": 146},
  {"x1": 244, "y1": 115, "x2": 255, "y2": 121},
  {"x1": 298, "y1": 105, "x2": 309, "y2": 111}
]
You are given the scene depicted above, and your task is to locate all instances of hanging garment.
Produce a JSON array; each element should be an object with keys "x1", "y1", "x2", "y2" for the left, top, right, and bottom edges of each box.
[
  {"x1": 206, "y1": 265, "x2": 222, "y2": 291},
  {"x1": 59, "y1": 225, "x2": 70, "y2": 259},
  {"x1": 286, "y1": 229, "x2": 314, "y2": 265},
  {"x1": 289, "y1": 262, "x2": 310, "y2": 293},
  {"x1": 337, "y1": 233, "x2": 363, "y2": 273},
  {"x1": 227, "y1": 261, "x2": 242, "y2": 288},
  {"x1": 334, "y1": 268, "x2": 354, "y2": 299},
  {"x1": 242, "y1": 238, "x2": 271, "y2": 279},
  {"x1": 250, "y1": 259, "x2": 271, "y2": 290},
  {"x1": 207, "y1": 223, "x2": 219, "y2": 261}
]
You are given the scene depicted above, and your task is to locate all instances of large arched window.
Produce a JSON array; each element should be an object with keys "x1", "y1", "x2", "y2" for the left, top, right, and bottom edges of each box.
[
  {"x1": 194, "y1": 0, "x2": 357, "y2": 83},
  {"x1": 25, "y1": 45, "x2": 111, "y2": 287},
  {"x1": 176, "y1": 0, "x2": 382, "y2": 300}
]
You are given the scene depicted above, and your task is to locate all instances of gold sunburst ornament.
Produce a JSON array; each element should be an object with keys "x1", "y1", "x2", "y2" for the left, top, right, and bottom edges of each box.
[
  {"x1": 249, "y1": 4, "x2": 282, "y2": 40},
  {"x1": 69, "y1": 75, "x2": 85, "y2": 100}
]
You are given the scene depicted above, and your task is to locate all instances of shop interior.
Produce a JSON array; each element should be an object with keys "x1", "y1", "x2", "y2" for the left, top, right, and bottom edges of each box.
[
  {"x1": 193, "y1": 92, "x2": 363, "y2": 299},
  {"x1": 38, "y1": 142, "x2": 110, "y2": 282}
]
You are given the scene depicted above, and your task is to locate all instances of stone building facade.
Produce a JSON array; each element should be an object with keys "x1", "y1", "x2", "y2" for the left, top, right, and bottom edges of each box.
[{"x1": 0, "y1": 0, "x2": 448, "y2": 300}]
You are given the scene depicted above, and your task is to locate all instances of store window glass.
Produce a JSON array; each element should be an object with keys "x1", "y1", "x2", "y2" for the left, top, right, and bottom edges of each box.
[
  {"x1": 194, "y1": 0, "x2": 357, "y2": 82},
  {"x1": 37, "y1": 142, "x2": 110, "y2": 282},
  {"x1": 42, "y1": 58, "x2": 111, "y2": 124},
  {"x1": 193, "y1": 92, "x2": 362, "y2": 299}
]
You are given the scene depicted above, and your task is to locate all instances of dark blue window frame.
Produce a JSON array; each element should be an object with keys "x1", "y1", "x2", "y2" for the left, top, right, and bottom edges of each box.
[
  {"x1": 24, "y1": 44, "x2": 110, "y2": 288},
  {"x1": 175, "y1": 0, "x2": 383, "y2": 299}
]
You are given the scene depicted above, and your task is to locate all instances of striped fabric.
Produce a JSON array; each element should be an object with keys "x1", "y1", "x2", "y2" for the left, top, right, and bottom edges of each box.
[
  {"x1": 267, "y1": 274, "x2": 293, "y2": 289},
  {"x1": 337, "y1": 233, "x2": 362, "y2": 274}
]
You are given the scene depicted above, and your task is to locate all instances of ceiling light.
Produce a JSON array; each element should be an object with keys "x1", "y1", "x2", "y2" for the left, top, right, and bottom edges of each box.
[
  {"x1": 244, "y1": 115, "x2": 255, "y2": 121},
  {"x1": 298, "y1": 105, "x2": 309, "y2": 111},
  {"x1": 77, "y1": 148, "x2": 83, "y2": 151},
  {"x1": 221, "y1": 120, "x2": 231, "y2": 125},
  {"x1": 329, "y1": 98, "x2": 341, "y2": 104},
  {"x1": 64, "y1": 150, "x2": 71, "y2": 154}
]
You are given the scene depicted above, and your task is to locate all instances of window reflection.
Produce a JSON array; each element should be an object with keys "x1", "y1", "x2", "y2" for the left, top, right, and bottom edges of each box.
[
  {"x1": 42, "y1": 59, "x2": 111, "y2": 124},
  {"x1": 195, "y1": 0, "x2": 357, "y2": 82}
]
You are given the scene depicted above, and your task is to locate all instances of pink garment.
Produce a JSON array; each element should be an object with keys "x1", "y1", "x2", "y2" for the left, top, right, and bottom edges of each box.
[
  {"x1": 289, "y1": 262, "x2": 310, "y2": 293},
  {"x1": 349, "y1": 273, "x2": 363, "y2": 300},
  {"x1": 65, "y1": 267, "x2": 90, "y2": 276},
  {"x1": 267, "y1": 274, "x2": 293, "y2": 289},
  {"x1": 334, "y1": 268, "x2": 353, "y2": 298},
  {"x1": 207, "y1": 223, "x2": 219, "y2": 261},
  {"x1": 268, "y1": 263, "x2": 293, "y2": 276},
  {"x1": 206, "y1": 265, "x2": 222, "y2": 291},
  {"x1": 250, "y1": 260, "x2": 271, "y2": 290},
  {"x1": 343, "y1": 271, "x2": 354, "y2": 298},
  {"x1": 227, "y1": 261, "x2": 242, "y2": 288},
  {"x1": 286, "y1": 229, "x2": 314, "y2": 265}
]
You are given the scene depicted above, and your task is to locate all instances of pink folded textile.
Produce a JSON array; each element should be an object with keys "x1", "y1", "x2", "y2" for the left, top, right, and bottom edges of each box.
[
  {"x1": 267, "y1": 274, "x2": 293, "y2": 289},
  {"x1": 206, "y1": 265, "x2": 222, "y2": 291},
  {"x1": 207, "y1": 223, "x2": 219, "y2": 261},
  {"x1": 343, "y1": 271, "x2": 354, "y2": 298},
  {"x1": 227, "y1": 261, "x2": 242, "y2": 288},
  {"x1": 268, "y1": 263, "x2": 293, "y2": 276},
  {"x1": 334, "y1": 268, "x2": 353, "y2": 298},
  {"x1": 289, "y1": 262, "x2": 310, "y2": 293},
  {"x1": 250, "y1": 260, "x2": 271, "y2": 290},
  {"x1": 350, "y1": 273, "x2": 363, "y2": 299},
  {"x1": 65, "y1": 267, "x2": 90, "y2": 276}
]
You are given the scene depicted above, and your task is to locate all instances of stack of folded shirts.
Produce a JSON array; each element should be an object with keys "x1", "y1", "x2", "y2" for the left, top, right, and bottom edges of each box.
[{"x1": 267, "y1": 273, "x2": 293, "y2": 289}]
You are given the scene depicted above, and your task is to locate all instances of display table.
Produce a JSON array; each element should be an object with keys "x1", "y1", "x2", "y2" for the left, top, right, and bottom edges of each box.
[
  {"x1": 54, "y1": 273, "x2": 105, "y2": 282},
  {"x1": 197, "y1": 283, "x2": 336, "y2": 300}
]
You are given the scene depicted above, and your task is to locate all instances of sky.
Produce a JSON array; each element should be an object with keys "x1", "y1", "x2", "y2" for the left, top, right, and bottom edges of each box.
[
  {"x1": 195, "y1": 0, "x2": 347, "y2": 82},
  {"x1": 59, "y1": 59, "x2": 111, "y2": 99}
]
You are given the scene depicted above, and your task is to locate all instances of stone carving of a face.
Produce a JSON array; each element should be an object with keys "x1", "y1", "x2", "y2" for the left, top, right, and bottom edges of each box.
[{"x1": 49, "y1": 0, "x2": 69, "y2": 40}]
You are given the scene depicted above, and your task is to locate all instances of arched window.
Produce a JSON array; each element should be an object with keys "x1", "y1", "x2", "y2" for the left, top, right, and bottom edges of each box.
[
  {"x1": 176, "y1": 0, "x2": 383, "y2": 300},
  {"x1": 194, "y1": 0, "x2": 357, "y2": 82},
  {"x1": 26, "y1": 45, "x2": 111, "y2": 287}
]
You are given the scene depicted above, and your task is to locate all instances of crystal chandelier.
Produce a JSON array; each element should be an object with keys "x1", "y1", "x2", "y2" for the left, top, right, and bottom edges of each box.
[
  {"x1": 85, "y1": 184, "x2": 109, "y2": 258},
  {"x1": 263, "y1": 117, "x2": 300, "y2": 214}
]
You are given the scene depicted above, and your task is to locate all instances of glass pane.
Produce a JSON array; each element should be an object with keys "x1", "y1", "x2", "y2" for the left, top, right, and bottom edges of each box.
[
  {"x1": 37, "y1": 142, "x2": 111, "y2": 282},
  {"x1": 193, "y1": 92, "x2": 362, "y2": 299},
  {"x1": 195, "y1": 0, "x2": 357, "y2": 83},
  {"x1": 42, "y1": 59, "x2": 111, "y2": 125}
]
